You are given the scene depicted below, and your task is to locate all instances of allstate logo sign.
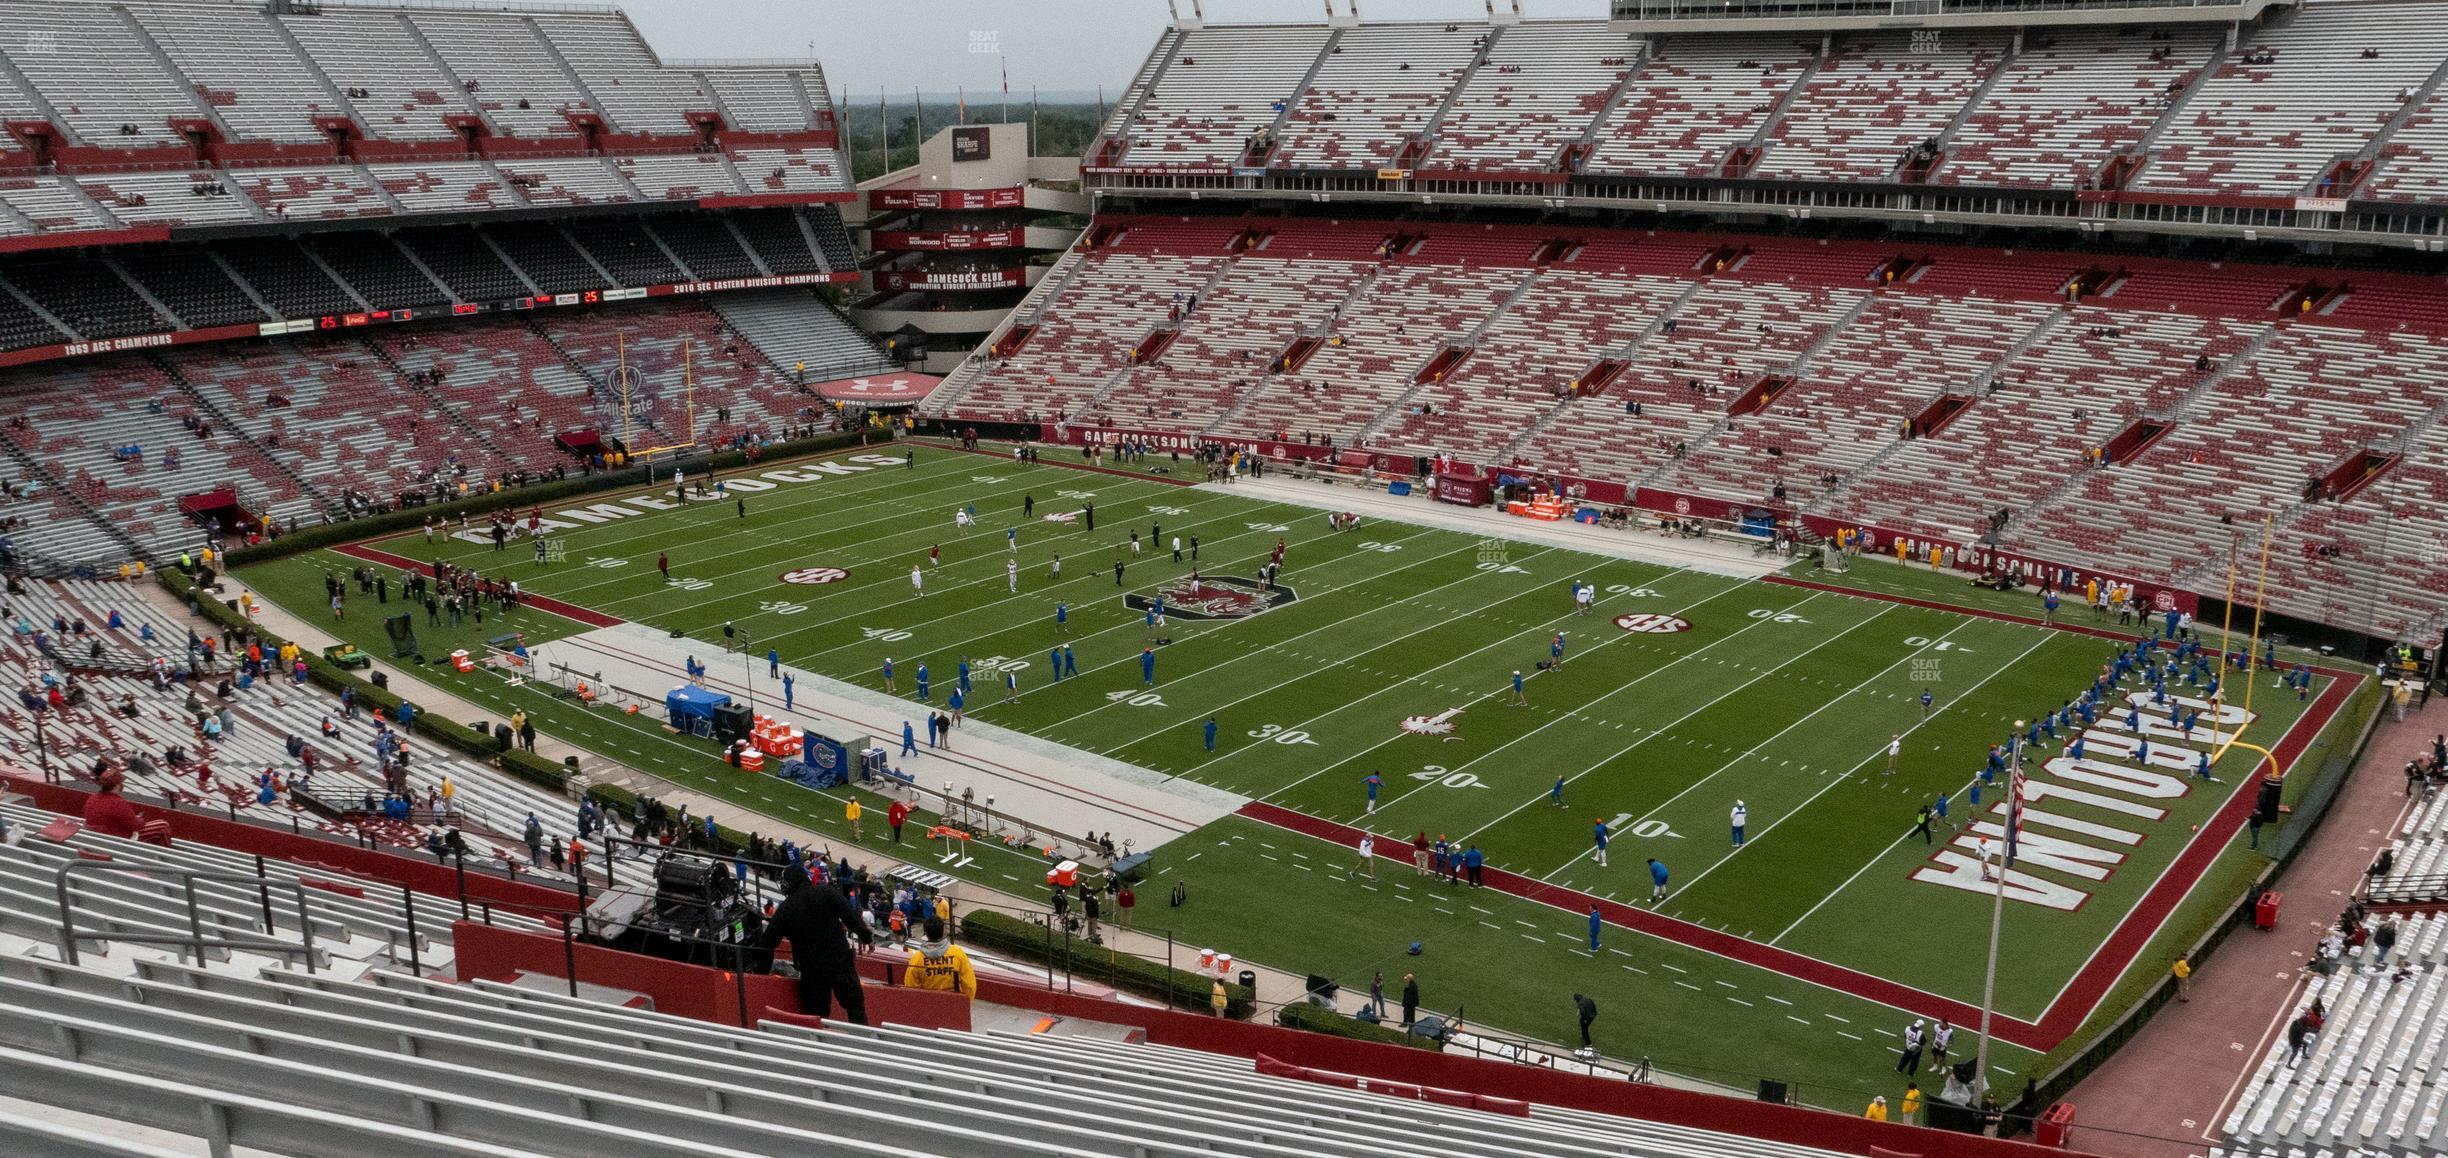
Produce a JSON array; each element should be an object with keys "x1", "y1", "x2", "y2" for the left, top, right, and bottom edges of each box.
[
  {"x1": 780, "y1": 567, "x2": 851, "y2": 585},
  {"x1": 1614, "y1": 613, "x2": 1692, "y2": 634}
]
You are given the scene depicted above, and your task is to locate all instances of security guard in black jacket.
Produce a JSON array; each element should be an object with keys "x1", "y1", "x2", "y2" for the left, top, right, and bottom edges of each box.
[{"x1": 756, "y1": 869, "x2": 875, "y2": 1024}]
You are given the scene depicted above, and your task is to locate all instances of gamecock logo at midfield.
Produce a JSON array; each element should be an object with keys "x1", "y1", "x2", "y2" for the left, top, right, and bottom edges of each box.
[{"x1": 1123, "y1": 575, "x2": 1297, "y2": 621}]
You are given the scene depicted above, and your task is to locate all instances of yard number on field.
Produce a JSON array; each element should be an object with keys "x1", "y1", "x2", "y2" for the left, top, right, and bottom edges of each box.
[
  {"x1": 862, "y1": 627, "x2": 913, "y2": 642},
  {"x1": 1247, "y1": 522, "x2": 1289, "y2": 533},
  {"x1": 583, "y1": 556, "x2": 628, "y2": 569},
  {"x1": 1604, "y1": 584, "x2": 1661, "y2": 597},
  {"x1": 1107, "y1": 690, "x2": 1167, "y2": 707},
  {"x1": 1902, "y1": 636, "x2": 1974, "y2": 652},
  {"x1": 1354, "y1": 541, "x2": 1401, "y2": 553},
  {"x1": 666, "y1": 576, "x2": 713, "y2": 591},
  {"x1": 1606, "y1": 811, "x2": 1682, "y2": 839},
  {"x1": 1147, "y1": 505, "x2": 1190, "y2": 516},
  {"x1": 1748, "y1": 608, "x2": 1810, "y2": 624},
  {"x1": 1246, "y1": 723, "x2": 1318, "y2": 745},
  {"x1": 1411, "y1": 764, "x2": 1488, "y2": 789},
  {"x1": 757, "y1": 600, "x2": 808, "y2": 616}
]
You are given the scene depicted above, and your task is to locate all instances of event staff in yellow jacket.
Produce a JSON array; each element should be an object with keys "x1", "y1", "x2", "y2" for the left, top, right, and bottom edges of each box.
[{"x1": 903, "y1": 918, "x2": 976, "y2": 997}]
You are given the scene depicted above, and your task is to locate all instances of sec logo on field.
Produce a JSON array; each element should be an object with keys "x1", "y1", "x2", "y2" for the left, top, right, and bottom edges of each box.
[
  {"x1": 779, "y1": 567, "x2": 851, "y2": 585},
  {"x1": 1615, "y1": 613, "x2": 1692, "y2": 634}
]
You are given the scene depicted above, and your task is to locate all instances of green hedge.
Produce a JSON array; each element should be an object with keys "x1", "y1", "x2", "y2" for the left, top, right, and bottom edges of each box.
[
  {"x1": 1274, "y1": 1000, "x2": 1443, "y2": 1051},
  {"x1": 497, "y1": 746, "x2": 571, "y2": 793},
  {"x1": 161, "y1": 566, "x2": 567, "y2": 793},
  {"x1": 959, "y1": 908, "x2": 1253, "y2": 1018},
  {"x1": 222, "y1": 431, "x2": 873, "y2": 567}
]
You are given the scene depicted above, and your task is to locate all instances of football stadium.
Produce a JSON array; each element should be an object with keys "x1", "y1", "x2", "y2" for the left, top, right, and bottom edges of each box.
[{"x1": 0, "y1": 1, "x2": 2440, "y2": 1155}]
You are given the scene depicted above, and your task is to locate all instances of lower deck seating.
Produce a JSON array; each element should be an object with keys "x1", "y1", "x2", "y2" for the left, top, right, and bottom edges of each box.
[
  {"x1": 0, "y1": 580, "x2": 586, "y2": 870},
  {"x1": 2218, "y1": 906, "x2": 2448, "y2": 1157},
  {"x1": 0, "y1": 298, "x2": 828, "y2": 569}
]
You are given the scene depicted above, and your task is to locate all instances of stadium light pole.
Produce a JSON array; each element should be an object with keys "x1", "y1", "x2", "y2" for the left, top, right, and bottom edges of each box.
[{"x1": 1972, "y1": 723, "x2": 2020, "y2": 1103}]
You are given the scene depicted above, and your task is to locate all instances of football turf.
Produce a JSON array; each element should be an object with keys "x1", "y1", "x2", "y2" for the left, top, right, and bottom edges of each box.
[{"x1": 240, "y1": 443, "x2": 2349, "y2": 1109}]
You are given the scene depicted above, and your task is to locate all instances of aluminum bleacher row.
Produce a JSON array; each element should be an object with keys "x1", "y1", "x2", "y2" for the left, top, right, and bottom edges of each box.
[
  {"x1": 0, "y1": 1, "x2": 849, "y2": 245},
  {"x1": 0, "y1": 288, "x2": 881, "y2": 566},
  {"x1": 0, "y1": 842, "x2": 1859, "y2": 1158},
  {"x1": 2215, "y1": 908, "x2": 2448, "y2": 1157},
  {"x1": 1096, "y1": 4, "x2": 2448, "y2": 199},
  {"x1": 929, "y1": 215, "x2": 2448, "y2": 636},
  {"x1": 0, "y1": 205, "x2": 847, "y2": 348},
  {"x1": 2368, "y1": 793, "x2": 2448, "y2": 905}
]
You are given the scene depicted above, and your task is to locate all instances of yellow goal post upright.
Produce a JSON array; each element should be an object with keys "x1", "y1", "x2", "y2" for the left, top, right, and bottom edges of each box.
[
  {"x1": 617, "y1": 333, "x2": 701, "y2": 462},
  {"x1": 2206, "y1": 513, "x2": 2282, "y2": 782}
]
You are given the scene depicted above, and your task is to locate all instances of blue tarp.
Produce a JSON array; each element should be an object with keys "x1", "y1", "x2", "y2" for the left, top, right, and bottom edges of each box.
[{"x1": 664, "y1": 684, "x2": 730, "y2": 730}]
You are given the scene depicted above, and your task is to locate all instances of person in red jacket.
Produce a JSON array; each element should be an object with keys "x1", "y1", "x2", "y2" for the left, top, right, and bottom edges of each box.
[
  {"x1": 82, "y1": 769, "x2": 142, "y2": 839},
  {"x1": 887, "y1": 799, "x2": 910, "y2": 844}
]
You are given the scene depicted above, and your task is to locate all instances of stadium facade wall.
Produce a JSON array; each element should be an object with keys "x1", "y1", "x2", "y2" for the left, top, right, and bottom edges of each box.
[{"x1": 450, "y1": 921, "x2": 976, "y2": 1031}]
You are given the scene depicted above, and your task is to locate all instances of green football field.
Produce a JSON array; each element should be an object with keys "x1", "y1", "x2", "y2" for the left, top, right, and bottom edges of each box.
[{"x1": 239, "y1": 442, "x2": 2353, "y2": 1109}]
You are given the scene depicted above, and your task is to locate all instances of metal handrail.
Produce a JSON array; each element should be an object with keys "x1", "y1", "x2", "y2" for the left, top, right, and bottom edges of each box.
[{"x1": 53, "y1": 861, "x2": 321, "y2": 973}]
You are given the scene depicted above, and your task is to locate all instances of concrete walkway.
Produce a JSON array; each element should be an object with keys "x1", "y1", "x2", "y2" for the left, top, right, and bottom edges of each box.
[{"x1": 538, "y1": 621, "x2": 1244, "y2": 855}]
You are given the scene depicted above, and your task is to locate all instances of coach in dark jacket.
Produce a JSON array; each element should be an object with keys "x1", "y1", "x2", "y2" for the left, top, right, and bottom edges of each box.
[{"x1": 757, "y1": 870, "x2": 875, "y2": 1024}]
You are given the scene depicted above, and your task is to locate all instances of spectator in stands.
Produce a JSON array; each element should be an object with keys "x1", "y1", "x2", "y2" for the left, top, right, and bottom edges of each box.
[
  {"x1": 903, "y1": 917, "x2": 976, "y2": 998},
  {"x1": 758, "y1": 868, "x2": 874, "y2": 1024},
  {"x1": 82, "y1": 768, "x2": 143, "y2": 839}
]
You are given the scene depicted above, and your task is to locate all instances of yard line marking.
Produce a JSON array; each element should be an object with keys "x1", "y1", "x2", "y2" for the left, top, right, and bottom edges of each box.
[
  {"x1": 1658, "y1": 963, "x2": 1687, "y2": 974},
  {"x1": 1257, "y1": 563, "x2": 1741, "y2": 805},
  {"x1": 1763, "y1": 995, "x2": 1792, "y2": 1006},
  {"x1": 1750, "y1": 628, "x2": 2061, "y2": 942},
  {"x1": 1788, "y1": 1015, "x2": 1813, "y2": 1026},
  {"x1": 1675, "y1": 981, "x2": 1704, "y2": 992},
  {"x1": 1623, "y1": 965, "x2": 1647, "y2": 974},
  {"x1": 1543, "y1": 604, "x2": 1980, "y2": 885},
  {"x1": 1727, "y1": 997, "x2": 1754, "y2": 1007},
  {"x1": 770, "y1": 485, "x2": 1376, "y2": 661},
  {"x1": 1480, "y1": 921, "x2": 1503, "y2": 931},
  {"x1": 1474, "y1": 593, "x2": 1887, "y2": 855},
  {"x1": 1078, "y1": 539, "x2": 1567, "y2": 747},
  {"x1": 1713, "y1": 980, "x2": 1738, "y2": 989},
  {"x1": 1380, "y1": 577, "x2": 1821, "y2": 822},
  {"x1": 1825, "y1": 1014, "x2": 1851, "y2": 1024},
  {"x1": 1636, "y1": 614, "x2": 2032, "y2": 898},
  {"x1": 1838, "y1": 1031, "x2": 1864, "y2": 1042}
]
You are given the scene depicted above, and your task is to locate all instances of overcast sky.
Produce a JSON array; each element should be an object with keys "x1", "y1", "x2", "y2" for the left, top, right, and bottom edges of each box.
[{"x1": 619, "y1": 0, "x2": 1611, "y2": 102}]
